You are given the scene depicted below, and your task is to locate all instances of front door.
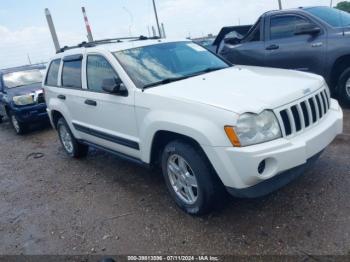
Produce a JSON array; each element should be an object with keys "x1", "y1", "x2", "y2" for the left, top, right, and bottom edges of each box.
[
  {"x1": 72, "y1": 54, "x2": 139, "y2": 158},
  {"x1": 264, "y1": 14, "x2": 327, "y2": 76}
]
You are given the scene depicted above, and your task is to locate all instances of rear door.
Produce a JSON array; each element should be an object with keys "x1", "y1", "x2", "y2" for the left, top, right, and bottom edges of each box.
[{"x1": 264, "y1": 13, "x2": 327, "y2": 75}]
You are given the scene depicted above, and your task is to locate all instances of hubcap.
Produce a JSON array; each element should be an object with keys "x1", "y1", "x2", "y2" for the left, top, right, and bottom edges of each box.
[
  {"x1": 167, "y1": 154, "x2": 198, "y2": 205},
  {"x1": 346, "y1": 77, "x2": 350, "y2": 98},
  {"x1": 11, "y1": 115, "x2": 20, "y2": 133},
  {"x1": 59, "y1": 125, "x2": 73, "y2": 153}
]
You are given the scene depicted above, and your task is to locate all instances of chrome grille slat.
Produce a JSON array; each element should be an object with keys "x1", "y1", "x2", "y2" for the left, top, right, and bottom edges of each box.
[
  {"x1": 276, "y1": 88, "x2": 330, "y2": 138},
  {"x1": 312, "y1": 96, "x2": 320, "y2": 122},
  {"x1": 286, "y1": 108, "x2": 296, "y2": 134},
  {"x1": 305, "y1": 99, "x2": 313, "y2": 127},
  {"x1": 296, "y1": 103, "x2": 305, "y2": 130}
]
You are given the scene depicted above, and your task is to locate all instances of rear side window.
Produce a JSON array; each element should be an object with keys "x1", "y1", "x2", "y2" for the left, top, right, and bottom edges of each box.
[
  {"x1": 86, "y1": 55, "x2": 120, "y2": 92},
  {"x1": 62, "y1": 59, "x2": 82, "y2": 88},
  {"x1": 45, "y1": 59, "x2": 60, "y2": 86},
  {"x1": 270, "y1": 15, "x2": 309, "y2": 40}
]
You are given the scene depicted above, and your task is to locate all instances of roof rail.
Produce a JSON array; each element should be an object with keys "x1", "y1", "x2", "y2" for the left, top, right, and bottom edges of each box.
[{"x1": 56, "y1": 35, "x2": 161, "y2": 53}]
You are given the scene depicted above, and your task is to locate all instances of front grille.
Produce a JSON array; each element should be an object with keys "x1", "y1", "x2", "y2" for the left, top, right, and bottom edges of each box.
[{"x1": 277, "y1": 88, "x2": 330, "y2": 137}]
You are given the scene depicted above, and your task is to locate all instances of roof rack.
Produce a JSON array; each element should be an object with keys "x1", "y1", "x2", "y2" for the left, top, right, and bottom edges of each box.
[{"x1": 56, "y1": 35, "x2": 161, "y2": 53}]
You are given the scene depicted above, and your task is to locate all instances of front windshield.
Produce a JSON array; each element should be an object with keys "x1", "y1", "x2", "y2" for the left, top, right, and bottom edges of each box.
[
  {"x1": 3, "y1": 69, "x2": 44, "y2": 89},
  {"x1": 114, "y1": 41, "x2": 229, "y2": 88},
  {"x1": 305, "y1": 6, "x2": 350, "y2": 27}
]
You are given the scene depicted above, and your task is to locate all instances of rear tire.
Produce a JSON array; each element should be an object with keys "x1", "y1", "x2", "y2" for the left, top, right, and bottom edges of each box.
[
  {"x1": 338, "y1": 67, "x2": 350, "y2": 105},
  {"x1": 9, "y1": 111, "x2": 26, "y2": 135},
  {"x1": 161, "y1": 140, "x2": 225, "y2": 215},
  {"x1": 57, "y1": 118, "x2": 89, "y2": 158}
]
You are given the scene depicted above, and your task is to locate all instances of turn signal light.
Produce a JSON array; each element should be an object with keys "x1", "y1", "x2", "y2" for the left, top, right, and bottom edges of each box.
[{"x1": 224, "y1": 126, "x2": 241, "y2": 147}]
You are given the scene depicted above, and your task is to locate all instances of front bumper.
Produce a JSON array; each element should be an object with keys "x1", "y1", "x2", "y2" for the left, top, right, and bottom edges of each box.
[
  {"x1": 12, "y1": 103, "x2": 48, "y2": 123},
  {"x1": 203, "y1": 99, "x2": 343, "y2": 195}
]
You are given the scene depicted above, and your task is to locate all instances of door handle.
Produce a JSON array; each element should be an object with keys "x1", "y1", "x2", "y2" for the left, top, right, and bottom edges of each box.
[
  {"x1": 57, "y1": 94, "x2": 66, "y2": 100},
  {"x1": 311, "y1": 42, "x2": 323, "y2": 48},
  {"x1": 84, "y1": 99, "x2": 97, "y2": 106},
  {"x1": 266, "y1": 44, "x2": 279, "y2": 50}
]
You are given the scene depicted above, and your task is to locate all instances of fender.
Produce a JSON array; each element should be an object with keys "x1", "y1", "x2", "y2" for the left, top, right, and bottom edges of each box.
[{"x1": 138, "y1": 110, "x2": 234, "y2": 163}]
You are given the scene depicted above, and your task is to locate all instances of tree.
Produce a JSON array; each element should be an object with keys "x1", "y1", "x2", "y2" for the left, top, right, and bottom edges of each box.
[{"x1": 336, "y1": 1, "x2": 350, "y2": 13}]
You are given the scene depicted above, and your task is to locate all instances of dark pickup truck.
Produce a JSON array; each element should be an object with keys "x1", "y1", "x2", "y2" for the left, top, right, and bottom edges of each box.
[{"x1": 214, "y1": 6, "x2": 350, "y2": 104}]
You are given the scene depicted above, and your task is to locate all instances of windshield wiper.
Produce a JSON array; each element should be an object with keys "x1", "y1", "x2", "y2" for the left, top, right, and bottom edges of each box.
[
  {"x1": 188, "y1": 66, "x2": 227, "y2": 77},
  {"x1": 142, "y1": 75, "x2": 191, "y2": 90},
  {"x1": 142, "y1": 67, "x2": 227, "y2": 91},
  {"x1": 11, "y1": 82, "x2": 42, "y2": 88}
]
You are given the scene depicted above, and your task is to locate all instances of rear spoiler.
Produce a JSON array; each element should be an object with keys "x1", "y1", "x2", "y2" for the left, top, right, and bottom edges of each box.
[{"x1": 213, "y1": 25, "x2": 252, "y2": 52}]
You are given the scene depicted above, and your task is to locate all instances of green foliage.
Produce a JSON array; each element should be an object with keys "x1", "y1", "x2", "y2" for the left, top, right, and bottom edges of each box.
[{"x1": 336, "y1": 1, "x2": 350, "y2": 13}]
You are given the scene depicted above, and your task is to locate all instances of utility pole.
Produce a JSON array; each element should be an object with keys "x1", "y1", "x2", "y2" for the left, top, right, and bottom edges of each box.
[
  {"x1": 44, "y1": 8, "x2": 60, "y2": 52},
  {"x1": 27, "y1": 54, "x2": 32, "y2": 65},
  {"x1": 152, "y1": 0, "x2": 162, "y2": 37},
  {"x1": 82, "y1": 7, "x2": 93, "y2": 42},
  {"x1": 161, "y1": 23, "x2": 166, "y2": 38},
  {"x1": 278, "y1": 0, "x2": 282, "y2": 10},
  {"x1": 330, "y1": 0, "x2": 333, "y2": 7}
]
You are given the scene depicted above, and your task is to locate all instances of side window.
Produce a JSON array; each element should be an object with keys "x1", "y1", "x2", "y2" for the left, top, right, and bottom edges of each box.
[
  {"x1": 86, "y1": 55, "x2": 120, "y2": 92},
  {"x1": 45, "y1": 59, "x2": 61, "y2": 86},
  {"x1": 270, "y1": 15, "x2": 309, "y2": 40},
  {"x1": 62, "y1": 59, "x2": 82, "y2": 88},
  {"x1": 243, "y1": 20, "x2": 261, "y2": 43}
]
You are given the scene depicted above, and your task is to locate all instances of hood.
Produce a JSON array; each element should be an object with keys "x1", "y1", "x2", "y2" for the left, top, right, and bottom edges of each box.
[
  {"x1": 146, "y1": 66, "x2": 325, "y2": 114},
  {"x1": 5, "y1": 83, "x2": 43, "y2": 99}
]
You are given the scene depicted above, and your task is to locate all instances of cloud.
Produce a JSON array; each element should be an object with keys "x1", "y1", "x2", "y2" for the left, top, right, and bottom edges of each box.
[
  {"x1": 0, "y1": 25, "x2": 85, "y2": 68},
  {"x1": 0, "y1": 0, "x2": 343, "y2": 68}
]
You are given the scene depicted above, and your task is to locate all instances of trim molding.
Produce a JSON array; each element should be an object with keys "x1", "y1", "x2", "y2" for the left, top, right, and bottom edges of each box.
[{"x1": 73, "y1": 123, "x2": 139, "y2": 150}]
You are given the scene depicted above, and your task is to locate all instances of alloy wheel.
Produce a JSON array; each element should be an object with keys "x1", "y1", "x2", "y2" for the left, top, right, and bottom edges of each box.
[
  {"x1": 167, "y1": 154, "x2": 199, "y2": 205},
  {"x1": 59, "y1": 125, "x2": 74, "y2": 153}
]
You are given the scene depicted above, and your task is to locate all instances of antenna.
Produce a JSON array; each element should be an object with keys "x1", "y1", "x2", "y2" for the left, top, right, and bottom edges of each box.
[
  {"x1": 44, "y1": 8, "x2": 61, "y2": 52},
  {"x1": 82, "y1": 7, "x2": 94, "y2": 42}
]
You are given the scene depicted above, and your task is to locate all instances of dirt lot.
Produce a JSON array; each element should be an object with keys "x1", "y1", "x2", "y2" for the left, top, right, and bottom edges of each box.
[{"x1": 0, "y1": 106, "x2": 349, "y2": 256}]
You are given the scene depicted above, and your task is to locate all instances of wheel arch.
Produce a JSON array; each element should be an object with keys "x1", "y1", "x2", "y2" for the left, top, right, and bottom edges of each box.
[
  {"x1": 149, "y1": 130, "x2": 205, "y2": 168},
  {"x1": 330, "y1": 54, "x2": 350, "y2": 94}
]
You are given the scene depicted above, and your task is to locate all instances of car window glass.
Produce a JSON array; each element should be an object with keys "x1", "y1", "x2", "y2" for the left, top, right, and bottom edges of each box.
[
  {"x1": 305, "y1": 6, "x2": 350, "y2": 27},
  {"x1": 114, "y1": 42, "x2": 228, "y2": 88},
  {"x1": 87, "y1": 55, "x2": 120, "y2": 92},
  {"x1": 62, "y1": 60, "x2": 82, "y2": 88},
  {"x1": 243, "y1": 19, "x2": 261, "y2": 42},
  {"x1": 46, "y1": 59, "x2": 60, "y2": 86},
  {"x1": 270, "y1": 15, "x2": 309, "y2": 40}
]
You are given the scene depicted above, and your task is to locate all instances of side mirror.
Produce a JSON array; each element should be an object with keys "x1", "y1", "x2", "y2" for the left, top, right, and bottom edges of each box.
[
  {"x1": 295, "y1": 23, "x2": 321, "y2": 36},
  {"x1": 102, "y1": 78, "x2": 128, "y2": 96},
  {"x1": 224, "y1": 37, "x2": 241, "y2": 45}
]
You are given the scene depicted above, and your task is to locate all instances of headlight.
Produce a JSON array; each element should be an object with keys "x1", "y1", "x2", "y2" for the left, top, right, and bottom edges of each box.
[
  {"x1": 225, "y1": 110, "x2": 282, "y2": 147},
  {"x1": 13, "y1": 94, "x2": 35, "y2": 106}
]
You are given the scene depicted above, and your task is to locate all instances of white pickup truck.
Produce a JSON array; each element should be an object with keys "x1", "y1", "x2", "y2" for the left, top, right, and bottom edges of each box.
[{"x1": 43, "y1": 38, "x2": 343, "y2": 215}]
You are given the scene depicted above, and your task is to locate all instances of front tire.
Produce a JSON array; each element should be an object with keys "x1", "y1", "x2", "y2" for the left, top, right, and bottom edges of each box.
[
  {"x1": 57, "y1": 118, "x2": 89, "y2": 158},
  {"x1": 338, "y1": 67, "x2": 350, "y2": 105},
  {"x1": 161, "y1": 140, "x2": 224, "y2": 215},
  {"x1": 9, "y1": 112, "x2": 26, "y2": 135}
]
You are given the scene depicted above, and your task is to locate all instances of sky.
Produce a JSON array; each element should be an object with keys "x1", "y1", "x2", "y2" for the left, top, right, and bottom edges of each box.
[{"x1": 0, "y1": 0, "x2": 343, "y2": 68}]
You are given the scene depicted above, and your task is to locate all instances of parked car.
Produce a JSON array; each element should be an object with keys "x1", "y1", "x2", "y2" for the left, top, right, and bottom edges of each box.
[
  {"x1": 0, "y1": 64, "x2": 47, "y2": 134},
  {"x1": 215, "y1": 6, "x2": 350, "y2": 104},
  {"x1": 193, "y1": 37, "x2": 217, "y2": 52},
  {"x1": 44, "y1": 38, "x2": 343, "y2": 215}
]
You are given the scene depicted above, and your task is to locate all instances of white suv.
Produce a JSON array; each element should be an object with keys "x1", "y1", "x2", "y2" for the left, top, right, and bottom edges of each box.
[{"x1": 43, "y1": 38, "x2": 343, "y2": 215}]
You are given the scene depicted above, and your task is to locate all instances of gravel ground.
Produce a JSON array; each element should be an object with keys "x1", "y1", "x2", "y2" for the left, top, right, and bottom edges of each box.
[{"x1": 0, "y1": 106, "x2": 349, "y2": 256}]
